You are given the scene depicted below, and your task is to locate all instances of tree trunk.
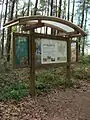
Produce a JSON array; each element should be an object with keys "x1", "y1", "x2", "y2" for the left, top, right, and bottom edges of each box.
[
  {"x1": 1, "y1": 0, "x2": 8, "y2": 57},
  {"x1": 15, "y1": 0, "x2": 18, "y2": 18},
  {"x1": 71, "y1": 0, "x2": 75, "y2": 22},
  {"x1": 0, "y1": 0, "x2": 4, "y2": 57},
  {"x1": 58, "y1": 0, "x2": 62, "y2": 18},
  {"x1": 82, "y1": 3, "x2": 87, "y2": 56},
  {"x1": 50, "y1": 0, "x2": 53, "y2": 16},
  {"x1": 81, "y1": 1, "x2": 85, "y2": 29},
  {"x1": 27, "y1": 0, "x2": 31, "y2": 16},
  {"x1": 0, "y1": 0, "x2": 4, "y2": 20},
  {"x1": 50, "y1": 0, "x2": 53, "y2": 34},
  {"x1": 62, "y1": 0, "x2": 66, "y2": 19},
  {"x1": 81, "y1": 0, "x2": 85, "y2": 56},
  {"x1": 67, "y1": 0, "x2": 70, "y2": 21},
  {"x1": 7, "y1": 0, "x2": 15, "y2": 61},
  {"x1": 22, "y1": 3, "x2": 26, "y2": 16},
  {"x1": 78, "y1": 11, "x2": 81, "y2": 54},
  {"x1": 56, "y1": 0, "x2": 57, "y2": 17},
  {"x1": 46, "y1": 0, "x2": 50, "y2": 34},
  {"x1": 34, "y1": 0, "x2": 38, "y2": 15}
]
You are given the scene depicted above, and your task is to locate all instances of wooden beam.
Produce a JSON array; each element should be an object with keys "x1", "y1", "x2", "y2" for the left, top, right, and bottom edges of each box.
[
  {"x1": 3, "y1": 18, "x2": 20, "y2": 27},
  {"x1": 69, "y1": 33, "x2": 83, "y2": 37},
  {"x1": 3, "y1": 21, "x2": 19, "y2": 28},
  {"x1": 76, "y1": 40, "x2": 79, "y2": 62},
  {"x1": 3, "y1": 16, "x2": 86, "y2": 36},
  {"x1": 34, "y1": 32, "x2": 68, "y2": 41},
  {"x1": 22, "y1": 23, "x2": 44, "y2": 31},
  {"x1": 19, "y1": 16, "x2": 86, "y2": 36}
]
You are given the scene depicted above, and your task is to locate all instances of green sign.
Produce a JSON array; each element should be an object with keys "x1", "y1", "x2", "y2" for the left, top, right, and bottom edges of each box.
[{"x1": 15, "y1": 36, "x2": 29, "y2": 66}]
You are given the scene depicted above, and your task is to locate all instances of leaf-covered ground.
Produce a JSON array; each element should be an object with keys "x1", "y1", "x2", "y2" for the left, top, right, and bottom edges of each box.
[{"x1": 0, "y1": 80, "x2": 90, "y2": 120}]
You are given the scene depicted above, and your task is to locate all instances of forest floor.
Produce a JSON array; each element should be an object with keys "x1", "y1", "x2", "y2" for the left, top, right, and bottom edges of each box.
[{"x1": 0, "y1": 80, "x2": 90, "y2": 120}]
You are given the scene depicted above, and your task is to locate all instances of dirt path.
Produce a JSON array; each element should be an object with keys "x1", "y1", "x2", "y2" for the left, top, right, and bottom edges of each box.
[{"x1": 0, "y1": 81, "x2": 90, "y2": 120}]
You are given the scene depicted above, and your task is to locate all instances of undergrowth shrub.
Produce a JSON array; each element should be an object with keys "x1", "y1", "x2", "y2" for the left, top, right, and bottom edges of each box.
[
  {"x1": 36, "y1": 68, "x2": 74, "y2": 94},
  {"x1": 71, "y1": 55, "x2": 90, "y2": 80},
  {"x1": 0, "y1": 67, "x2": 76, "y2": 101},
  {"x1": 79, "y1": 55, "x2": 90, "y2": 65},
  {"x1": 0, "y1": 83, "x2": 28, "y2": 101}
]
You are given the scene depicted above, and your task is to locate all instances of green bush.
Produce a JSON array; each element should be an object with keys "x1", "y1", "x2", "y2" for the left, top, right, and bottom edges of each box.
[
  {"x1": 0, "y1": 67, "x2": 76, "y2": 100},
  {"x1": 79, "y1": 55, "x2": 90, "y2": 65},
  {"x1": 0, "y1": 83, "x2": 28, "y2": 101},
  {"x1": 36, "y1": 69, "x2": 74, "y2": 94}
]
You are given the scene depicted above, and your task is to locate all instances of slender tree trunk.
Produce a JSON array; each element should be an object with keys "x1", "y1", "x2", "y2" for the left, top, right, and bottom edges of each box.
[
  {"x1": 67, "y1": 0, "x2": 70, "y2": 21},
  {"x1": 22, "y1": 3, "x2": 26, "y2": 16},
  {"x1": 84, "y1": 8, "x2": 88, "y2": 32},
  {"x1": 15, "y1": 0, "x2": 18, "y2": 18},
  {"x1": 78, "y1": 1, "x2": 85, "y2": 56},
  {"x1": 50, "y1": 0, "x2": 53, "y2": 16},
  {"x1": 58, "y1": 0, "x2": 62, "y2": 18},
  {"x1": 71, "y1": 0, "x2": 75, "y2": 22},
  {"x1": 56, "y1": 0, "x2": 57, "y2": 17},
  {"x1": 1, "y1": 0, "x2": 8, "y2": 57},
  {"x1": 34, "y1": 0, "x2": 38, "y2": 15},
  {"x1": 0, "y1": 0, "x2": 4, "y2": 20},
  {"x1": 0, "y1": 0, "x2": 4, "y2": 57},
  {"x1": 81, "y1": 1, "x2": 85, "y2": 29},
  {"x1": 27, "y1": 0, "x2": 30, "y2": 16},
  {"x1": 46, "y1": 0, "x2": 50, "y2": 34},
  {"x1": 57, "y1": 0, "x2": 62, "y2": 35},
  {"x1": 82, "y1": 3, "x2": 87, "y2": 56},
  {"x1": 47, "y1": 0, "x2": 49, "y2": 16},
  {"x1": 7, "y1": 0, "x2": 15, "y2": 61},
  {"x1": 50, "y1": 0, "x2": 53, "y2": 34},
  {"x1": 62, "y1": 0, "x2": 66, "y2": 19},
  {"x1": 78, "y1": 10, "x2": 81, "y2": 54},
  {"x1": 81, "y1": 0, "x2": 85, "y2": 56}
]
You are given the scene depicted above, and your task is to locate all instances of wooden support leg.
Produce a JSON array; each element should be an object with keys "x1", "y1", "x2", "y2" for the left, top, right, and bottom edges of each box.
[
  {"x1": 29, "y1": 30, "x2": 35, "y2": 97},
  {"x1": 76, "y1": 40, "x2": 79, "y2": 62},
  {"x1": 66, "y1": 38, "x2": 71, "y2": 86}
]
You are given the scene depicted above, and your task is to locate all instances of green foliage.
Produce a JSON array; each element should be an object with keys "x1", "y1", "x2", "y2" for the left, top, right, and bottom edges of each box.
[
  {"x1": 36, "y1": 68, "x2": 74, "y2": 94},
  {"x1": 36, "y1": 81, "x2": 51, "y2": 93},
  {"x1": 12, "y1": 26, "x2": 17, "y2": 32},
  {"x1": 0, "y1": 83, "x2": 28, "y2": 101},
  {"x1": 79, "y1": 55, "x2": 90, "y2": 65},
  {"x1": 71, "y1": 55, "x2": 90, "y2": 80},
  {"x1": 0, "y1": 66, "x2": 79, "y2": 100}
]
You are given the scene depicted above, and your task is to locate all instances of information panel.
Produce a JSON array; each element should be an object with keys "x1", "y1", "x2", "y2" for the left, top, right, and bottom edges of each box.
[
  {"x1": 41, "y1": 39, "x2": 67, "y2": 64},
  {"x1": 14, "y1": 35, "x2": 29, "y2": 66},
  {"x1": 13, "y1": 34, "x2": 67, "y2": 68}
]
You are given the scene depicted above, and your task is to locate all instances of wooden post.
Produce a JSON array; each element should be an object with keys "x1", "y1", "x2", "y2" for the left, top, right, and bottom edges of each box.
[
  {"x1": 76, "y1": 40, "x2": 78, "y2": 62},
  {"x1": 67, "y1": 37, "x2": 71, "y2": 82},
  {"x1": 29, "y1": 29, "x2": 36, "y2": 97}
]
